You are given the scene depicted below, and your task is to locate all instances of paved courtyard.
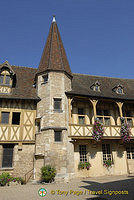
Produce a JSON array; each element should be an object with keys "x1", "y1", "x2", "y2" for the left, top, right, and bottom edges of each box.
[{"x1": 0, "y1": 175, "x2": 134, "y2": 200}]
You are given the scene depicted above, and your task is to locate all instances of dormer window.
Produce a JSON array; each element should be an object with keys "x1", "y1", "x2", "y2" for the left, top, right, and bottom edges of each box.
[
  {"x1": 0, "y1": 75, "x2": 4, "y2": 84},
  {"x1": 90, "y1": 81, "x2": 101, "y2": 92},
  {"x1": 117, "y1": 87, "x2": 123, "y2": 94},
  {"x1": 0, "y1": 73, "x2": 11, "y2": 86},
  {"x1": 113, "y1": 85, "x2": 124, "y2": 94}
]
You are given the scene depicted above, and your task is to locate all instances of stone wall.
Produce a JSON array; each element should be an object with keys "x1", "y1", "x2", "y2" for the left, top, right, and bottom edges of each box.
[
  {"x1": 0, "y1": 144, "x2": 34, "y2": 179},
  {"x1": 74, "y1": 140, "x2": 128, "y2": 177},
  {"x1": 35, "y1": 71, "x2": 74, "y2": 180}
]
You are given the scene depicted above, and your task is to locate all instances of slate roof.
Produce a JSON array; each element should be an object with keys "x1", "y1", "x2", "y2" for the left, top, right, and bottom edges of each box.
[
  {"x1": 36, "y1": 20, "x2": 72, "y2": 78},
  {"x1": 0, "y1": 65, "x2": 134, "y2": 101},
  {"x1": 0, "y1": 65, "x2": 38, "y2": 100},
  {"x1": 66, "y1": 73, "x2": 134, "y2": 100}
]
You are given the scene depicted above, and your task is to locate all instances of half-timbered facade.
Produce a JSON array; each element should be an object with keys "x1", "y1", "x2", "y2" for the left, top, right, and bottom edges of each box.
[{"x1": 0, "y1": 16, "x2": 134, "y2": 181}]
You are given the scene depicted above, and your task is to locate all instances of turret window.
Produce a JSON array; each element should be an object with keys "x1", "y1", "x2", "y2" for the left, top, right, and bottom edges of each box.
[
  {"x1": 54, "y1": 98, "x2": 62, "y2": 112},
  {"x1": 42, "y1": 74, "x2": 48, "y2": 84},
  {"x1": 54, "y1": 130, "x2": 62, "y2": 142}
]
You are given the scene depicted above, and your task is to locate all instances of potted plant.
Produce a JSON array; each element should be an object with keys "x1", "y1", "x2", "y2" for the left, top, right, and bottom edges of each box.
[
  {"x1": 78, "y1": 161, "x2": 91, "y2": 170},
  {"x1": 103, "y1": 159, "x2": 112, "y2": 168}
]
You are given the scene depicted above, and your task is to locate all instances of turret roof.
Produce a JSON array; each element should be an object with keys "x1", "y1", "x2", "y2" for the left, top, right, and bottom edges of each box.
[{"x1": 37, "y1": 16, "x2": 72, "y2": 78}]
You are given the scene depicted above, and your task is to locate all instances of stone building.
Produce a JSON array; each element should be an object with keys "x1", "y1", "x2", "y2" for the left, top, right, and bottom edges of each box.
[{"x1": 0, "y1": 16, "x2": 134, "y2": 182}]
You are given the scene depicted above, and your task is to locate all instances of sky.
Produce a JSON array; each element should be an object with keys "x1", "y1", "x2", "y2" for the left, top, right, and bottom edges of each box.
[{"x1": 0, "y1": 0, "x2": 134, "y2": 79}]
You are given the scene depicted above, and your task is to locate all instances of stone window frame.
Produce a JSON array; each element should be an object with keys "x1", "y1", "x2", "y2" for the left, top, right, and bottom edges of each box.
[
  {"x1": 53, "y1": 98, "x2": 62, "y2": 112},
  {"x1": 54, "y1": 130, "x2": 62, "y2": 142}
]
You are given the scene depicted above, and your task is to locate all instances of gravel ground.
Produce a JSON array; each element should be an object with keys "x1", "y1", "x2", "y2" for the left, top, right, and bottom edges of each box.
[{"x1": 0, "y1": 175, "x2": 134, "y2": 200}]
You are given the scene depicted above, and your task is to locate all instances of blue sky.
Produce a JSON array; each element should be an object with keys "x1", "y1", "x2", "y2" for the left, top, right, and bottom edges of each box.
[{"x1": 0, "y1": 0, "x2": 134, "y2": 78}]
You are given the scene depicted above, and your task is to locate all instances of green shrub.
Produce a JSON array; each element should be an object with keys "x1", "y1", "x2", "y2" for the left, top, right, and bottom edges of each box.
[
  {"x1": 41, "y1": 165, "x2": 56, "y2": 183},
  {"x1": 0, "y1": 172, "x2": 12, "y2": 186}
]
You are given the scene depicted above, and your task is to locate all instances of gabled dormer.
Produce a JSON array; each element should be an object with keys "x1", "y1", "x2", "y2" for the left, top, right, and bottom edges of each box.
[
  {"x1": 0, "y1": 61, "x2": 16, "y2": 94},
  {"x1": 112, "y1": 84, "x2": 124, "y2": 94},
  {"x1": 90, "y1": 81, "x2": 101, "y2": 92}
]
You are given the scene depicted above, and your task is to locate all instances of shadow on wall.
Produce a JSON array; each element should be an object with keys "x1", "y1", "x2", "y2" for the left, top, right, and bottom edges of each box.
[{"x1": 80, "y1": 177, "x2": 134, "y2": 200}]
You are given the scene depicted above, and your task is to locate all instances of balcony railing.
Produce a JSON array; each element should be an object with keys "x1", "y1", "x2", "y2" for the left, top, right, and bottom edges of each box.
[{"x1": 69, "y1": 123, "x2": 134, "y2": 138}]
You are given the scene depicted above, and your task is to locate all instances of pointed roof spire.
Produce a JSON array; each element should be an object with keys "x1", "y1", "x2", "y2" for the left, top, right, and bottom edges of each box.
[
  {"x1": 36, "y1": 16, "x2": 72, "y2": 78},
  {"x1": 52, "y1": 15, "x2": 56, "y2": 23}
]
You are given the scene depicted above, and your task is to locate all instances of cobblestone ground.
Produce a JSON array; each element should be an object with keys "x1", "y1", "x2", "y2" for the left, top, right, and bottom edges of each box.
[{"x1": 0, "y1": 175, "x2": 134, "y2": 200}]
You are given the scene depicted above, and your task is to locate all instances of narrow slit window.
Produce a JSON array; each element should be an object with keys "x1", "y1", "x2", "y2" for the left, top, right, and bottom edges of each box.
[
  {"x1": 54, "y1": 98, "x2": 62, "y2": 111},
  {"x1": 54, "y1": 131, "x2": 62, "y2": 142},
  {"x1": 12, "y1": 112, "x2": 21, "y2": 125},
  {"x1": 42, "y1": 74, "x2": 48, "y2": 84}
]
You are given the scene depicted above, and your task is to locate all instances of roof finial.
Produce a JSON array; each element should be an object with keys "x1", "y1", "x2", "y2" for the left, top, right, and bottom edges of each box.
[{"x1": 52, "y1": 15, "x2": 56, "y2": 23}]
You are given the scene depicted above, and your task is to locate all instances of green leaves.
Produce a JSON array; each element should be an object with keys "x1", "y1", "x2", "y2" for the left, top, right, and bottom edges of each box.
[{"x1": 41, "y1": 165, "x2": 56, "y2": 183}]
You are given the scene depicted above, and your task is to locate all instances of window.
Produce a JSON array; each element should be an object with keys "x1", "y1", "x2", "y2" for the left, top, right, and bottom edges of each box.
[
  {"x1": 1, "y1": 112, "x2": 10, "y2": 124},
  {"x1": 78, "y1": 108, "x2": 85, "y2": 124},
  {"x1": 97, "y1": 110, "x2": 110, "y2": 116},
  {"x1": 78, "y1": 116, "x2": 85, "y2": 124},
  {"x1": 5, "y1": 75, "x2": 10, "y2": 85},
  {"x1": 42, "y1": 74, "x2": 48, "y2": 84},
  {"x1": 102, "y1": 144, "x2": 112, "y2": 163},
  {"x1": 97, "y1": 110, "x2": 110, "y2": 125},
  {"x1": 94, "y1": 85, "x2": 99, "y2": 91},
  {"x1": 117, "y1": 87, "x2": 123, "y2": 94},
  {"x1": 54, "y1": 131, "x2": 62, "y2": 142},
  {"x1": 90, "y1": 81, "x2": 101, "y2": 92},
  {"x1": 0, "y1": 73, "x2": 11, "y2": 86},
  {"x1": 0, "y1": 75, "x2": 4, "y2": 84},
  {"x1": 2, "y1": 144, "x2": 14, "y2": 168},
  {"x1": 12, "y1": 112, "x2": 21, "y2": 125},
  {"x1": 78, "y1": 108, "x2": 84, "y2": 115},
  {"x1": 54, "y1": 98, "x2": 62, "y2": 111},
  {"x1": 126, "y1": 145, "x2": 134, "y2": 159},
  {"x1": 79, "y1": 145, "x2": 87, "y2": 162}
]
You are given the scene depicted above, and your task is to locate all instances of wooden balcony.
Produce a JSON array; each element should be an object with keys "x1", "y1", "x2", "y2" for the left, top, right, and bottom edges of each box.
[{"x1": 69, "y1": 121, "x2": 134, "y2": 139}]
